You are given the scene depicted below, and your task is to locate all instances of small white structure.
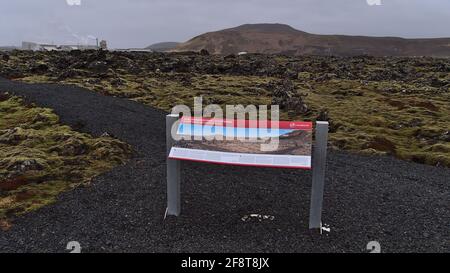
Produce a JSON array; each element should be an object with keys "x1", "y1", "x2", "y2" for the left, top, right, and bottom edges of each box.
[
  {"x1": 40, "y1": 45, "x2": 59, "y2": 51},
  {"x1": 60, "y1": 45, "x2": 79, "y2": 51},
  {"x1": 60, "y1": 45, "x2": 99, "y2": 51},
  {"x1": 22, "y1": 42, "x2": 59, "y2": 51},
  {"x1": 22, "y1": 41, "x2": 103, "y2": 51},
  {"x1": 22, "y1": 42, "x2": 41, "y2": 51},
  {"x1": 237, "y1": 51, "x2": 248, "y2": 56}
]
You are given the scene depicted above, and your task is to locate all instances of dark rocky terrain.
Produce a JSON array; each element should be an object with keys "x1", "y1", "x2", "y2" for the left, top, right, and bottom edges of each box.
[
  {"x1": 1, "y1": 50, "x2": 448, "y2": 167},
  {"x1": 173, "y1": 24, "x2": 450, "y2": 57},
  {"x1": 0, "y1": 77, "x2": 448, "y2": 253}
]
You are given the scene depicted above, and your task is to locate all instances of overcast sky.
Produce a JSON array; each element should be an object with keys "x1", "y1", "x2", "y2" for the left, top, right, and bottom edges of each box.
[{"x1": 1, "y1": 0, "x2": 449, "y2": 48}]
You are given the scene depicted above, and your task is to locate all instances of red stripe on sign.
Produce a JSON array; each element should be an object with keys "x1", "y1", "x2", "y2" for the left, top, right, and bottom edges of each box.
[{"x1": 180, "y1": 117, "x2": 312, "y2": 130}]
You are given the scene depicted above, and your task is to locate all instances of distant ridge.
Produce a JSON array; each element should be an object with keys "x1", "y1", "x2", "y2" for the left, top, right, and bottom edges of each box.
[
  {"x1": 146, "y1": 42, "x2": 180, "y2": 52},
  {"x1": 172, "y1": 23, "x2": 450, "y2": 57},
  {"x1": 0, "y1": 46, "x2": 18, "y2": 52}
]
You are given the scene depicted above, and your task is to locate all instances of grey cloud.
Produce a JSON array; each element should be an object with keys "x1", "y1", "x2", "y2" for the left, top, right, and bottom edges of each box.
[{"x1": 0, "y1": 0, "x2": 449, "y2": 48}]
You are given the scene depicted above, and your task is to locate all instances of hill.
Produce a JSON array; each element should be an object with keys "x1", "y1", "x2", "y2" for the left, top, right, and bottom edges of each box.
[{"x1": 173, "y1": 23, "x2": 450, "y2": 57}]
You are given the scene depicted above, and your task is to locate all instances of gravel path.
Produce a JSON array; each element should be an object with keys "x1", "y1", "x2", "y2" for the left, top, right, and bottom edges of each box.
[{"x1": 0, "y1": 77, "x2": 448, "y2": 253}]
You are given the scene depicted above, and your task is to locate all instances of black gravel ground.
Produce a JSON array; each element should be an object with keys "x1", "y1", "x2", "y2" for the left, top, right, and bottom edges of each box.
[{"x1": 0, "y1": 77, "x2": 448, "y2": 253}]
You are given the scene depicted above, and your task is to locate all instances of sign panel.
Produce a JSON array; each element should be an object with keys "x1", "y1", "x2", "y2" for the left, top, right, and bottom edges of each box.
[{"x1": 168, "y1": 117, "x2": 313, "y2": 169}]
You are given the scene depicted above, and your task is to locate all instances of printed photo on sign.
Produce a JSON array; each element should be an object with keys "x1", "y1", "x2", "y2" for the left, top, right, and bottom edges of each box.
[{"x1": 169, "y1": 117, "x2": 313, "y2": 169}]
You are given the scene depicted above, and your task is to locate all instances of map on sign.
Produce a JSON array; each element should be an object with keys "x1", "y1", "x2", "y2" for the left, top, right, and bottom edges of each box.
[{"x1": 168, "y1": 117, "x2": 313, "y2": 169}]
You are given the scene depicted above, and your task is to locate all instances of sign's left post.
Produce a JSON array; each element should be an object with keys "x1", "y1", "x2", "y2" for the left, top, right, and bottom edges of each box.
[{"x1": 166, "y1": 114, "x2": 181, "y2": 216}]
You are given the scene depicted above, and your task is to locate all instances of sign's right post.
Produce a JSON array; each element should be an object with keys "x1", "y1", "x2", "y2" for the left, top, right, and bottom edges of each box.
[{"x1": 309, "y1": 121, "x2": 329, "y2": 229}]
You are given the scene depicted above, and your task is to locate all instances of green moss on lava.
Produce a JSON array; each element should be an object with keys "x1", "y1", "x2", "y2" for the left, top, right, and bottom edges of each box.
[
  {"x1": 6, "y1": 51, "x2": 449, "y2": 167},
  {"x1": 0, "y1": 94, "x2": 132, "y2": 222}
]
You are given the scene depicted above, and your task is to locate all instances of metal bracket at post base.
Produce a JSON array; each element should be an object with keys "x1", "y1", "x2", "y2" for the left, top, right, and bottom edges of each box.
[
  {"x1": 166, "y1": 114, "x2": 181, "y2": 217},
  {"x1": 309, "y1": 121, "x2": 329, "y2": 230}
]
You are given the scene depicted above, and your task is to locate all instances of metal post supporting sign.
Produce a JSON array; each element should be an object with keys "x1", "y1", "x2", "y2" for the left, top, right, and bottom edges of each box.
[
  {"x1": 166, "y1": 114, "x2": 181, "y2": 216},
  {"x1": 309, "y1": 121, "x2": 329, "y2": 229}
]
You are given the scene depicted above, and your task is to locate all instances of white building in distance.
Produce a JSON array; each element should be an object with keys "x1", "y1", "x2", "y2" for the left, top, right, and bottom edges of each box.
[{"x1": 21, "y1": 41, "x2": 105, "y2": 51}]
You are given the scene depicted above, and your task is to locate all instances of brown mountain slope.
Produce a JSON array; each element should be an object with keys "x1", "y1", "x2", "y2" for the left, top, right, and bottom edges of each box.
[{"x1": 173, "y1": 23, "x2": 450, "y2": 57}]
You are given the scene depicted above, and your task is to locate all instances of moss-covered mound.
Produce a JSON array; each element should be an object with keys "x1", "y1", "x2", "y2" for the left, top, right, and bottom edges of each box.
[
  {"x1": 1, "y1": 50, "x2": 449, "y2": 167},
  {"x1": 0, "y1": 93, "x2": 132, "y2": 225}
]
